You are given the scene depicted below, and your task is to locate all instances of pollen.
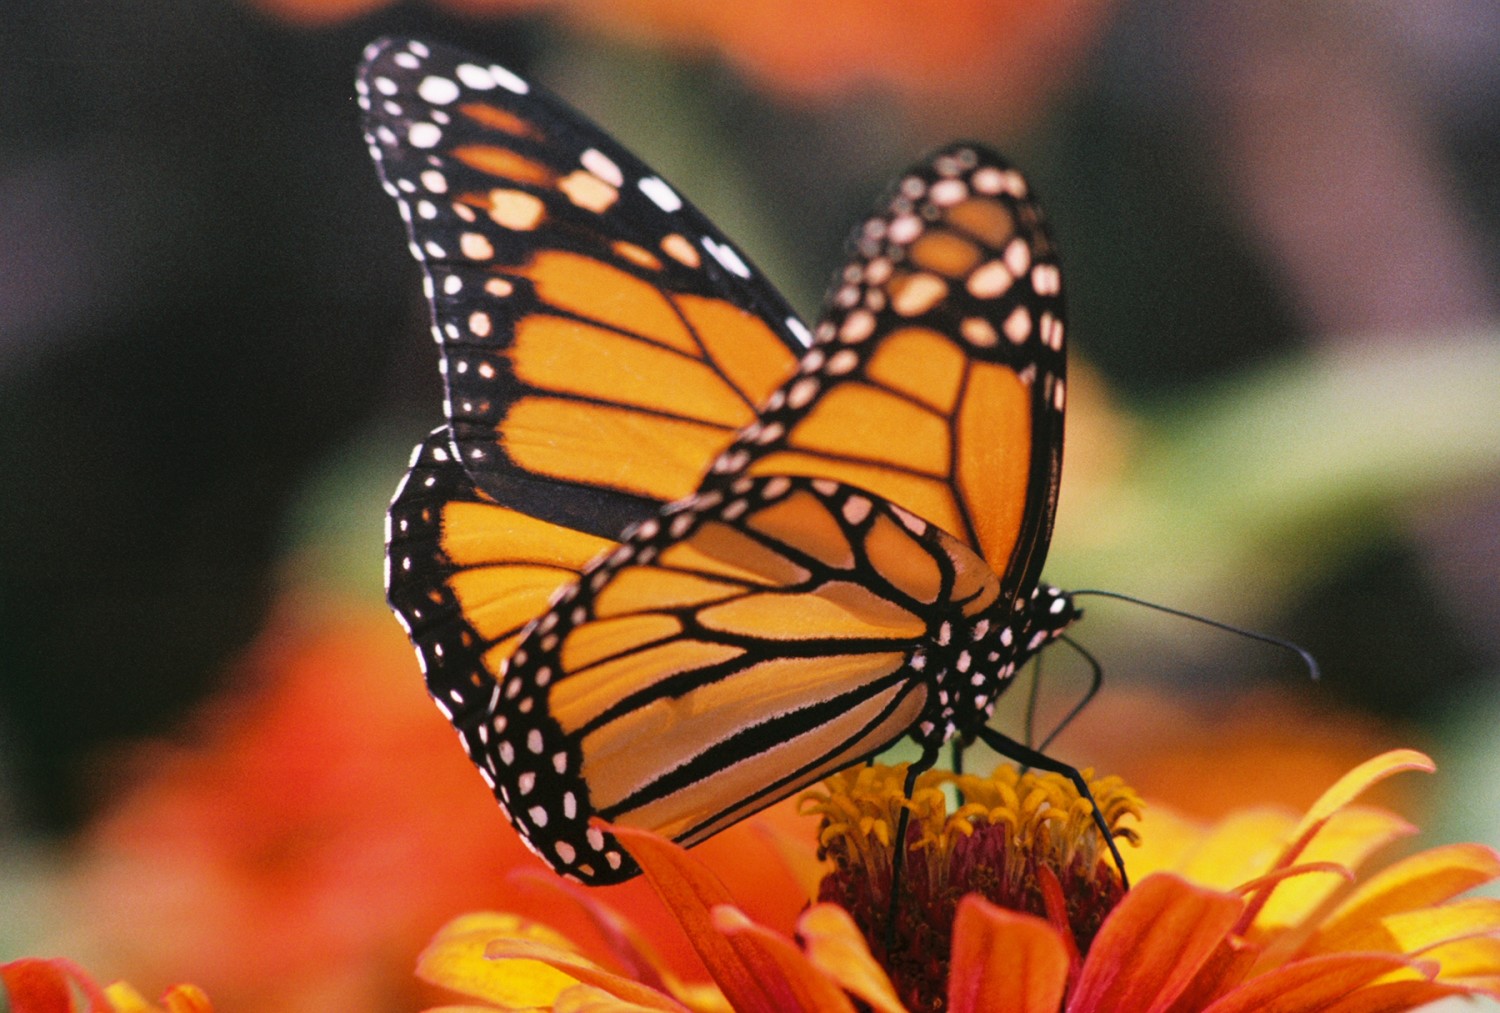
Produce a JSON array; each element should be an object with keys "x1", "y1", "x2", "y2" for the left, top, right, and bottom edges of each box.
[{"x1": 803, "y1": 762, "x2": 1140, "y2": 1012}]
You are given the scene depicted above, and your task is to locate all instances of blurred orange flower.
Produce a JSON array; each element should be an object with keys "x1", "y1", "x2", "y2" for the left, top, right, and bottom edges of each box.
[
  {"x1": 254, "y1": 0, "x2": 1111, "y2": 116},
  {"x1": 0, "y1": 957, "x2": 211, "y2": 1013},
  {"x1": 416, "y1": 751, "x2": 1500, "y2": 1012},
  {"x1": 57, "y1": 599, "x2": 806, "y2": 1012}
]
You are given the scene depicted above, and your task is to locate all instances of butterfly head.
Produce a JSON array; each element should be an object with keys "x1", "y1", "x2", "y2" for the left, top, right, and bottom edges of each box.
[{"x1": 916, "y1": 582, "x2": 1078, "y2": 745}]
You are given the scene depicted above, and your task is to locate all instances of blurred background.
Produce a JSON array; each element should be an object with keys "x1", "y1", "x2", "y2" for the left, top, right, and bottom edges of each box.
[{"x1": 2, "y1": 1, "x2": 1499, "y2": 1009}]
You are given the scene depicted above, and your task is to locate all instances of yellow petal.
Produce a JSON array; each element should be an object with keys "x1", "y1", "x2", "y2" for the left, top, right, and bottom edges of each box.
[
  {"x1": 1289, "y1": 750, "x2": 1433, "y2": 841},
  {"x1": 1172, "y1": 809, "x2": 1299, "y2": 890},
  {"x1": 1378, "y1": 898, "x2": 1500, "y2": 955},
  {"x1": 416, "y1": 912, "x2": 590, "y2": 1006},
  {"x1": 1418, "y1": 935, "x2": 1500, "y2": 982},
  {"x1": 1127, "y1": 806, "x2": 1209, "y2": 879},
  {"x1": 553, "y1": 983, "x2": 689, "y2": 1013},
  {"x1": 797, "y1": 905, "x2": 907, "y2": 1013},
  {"x1": 158, "y1": 984, "x2": 214, "y2": 1013},
  {"x1": 1310, "y1": 844, "x2": 1500, "y2": 952},
  {"x1": 1254, "y1": 807, "x2": 1415, "y2": 930},
  {"x1": 482, "y1": 940, "x2": 688, "y2": 1012},
  {"x1": 104, "y1": 982, "x2": 159, "y2": 1012}
]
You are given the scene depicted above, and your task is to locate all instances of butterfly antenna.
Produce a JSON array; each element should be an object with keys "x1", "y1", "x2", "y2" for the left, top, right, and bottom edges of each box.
[{"x1": 1070, "y1": 589, "x2": 1321, "y2": 681}]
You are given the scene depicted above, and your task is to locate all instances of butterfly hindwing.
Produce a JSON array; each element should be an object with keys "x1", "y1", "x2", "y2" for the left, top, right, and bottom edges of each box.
[
  {"x1": 359, "y1": 37, "x2": 807, "y2": 540},
  {"x1": 489, "y1": 474, "x2": 1003, "y2": 883},
  {"x1": 387, "y1": 427, "x2": 617, "y2": 726},
  {"x1": 710, "y1": 144, "x2": 1066, "y2": 603}
]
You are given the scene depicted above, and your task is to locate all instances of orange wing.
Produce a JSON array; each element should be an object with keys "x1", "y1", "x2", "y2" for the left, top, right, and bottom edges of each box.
[
  {"x1": 361, "y1": 37, "x2": 806, "y2": 541},
  {"x1": 708, "y1": 144, "x2": 1066, "y2": 604},
  {"x1": 487, "y1": 475, "x2": 1003, "y2": 883}
]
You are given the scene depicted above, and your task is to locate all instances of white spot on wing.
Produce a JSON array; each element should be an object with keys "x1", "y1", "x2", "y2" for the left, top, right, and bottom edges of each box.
[
  {"x1": 703, "y1": 237, "x2": 751, "y2": 279},
  {"x1": 638, "y1": 176, "x2": 682, "y2": 212},
  {"x1": 490, "y1": 64, "x2": 530, "y2": 94},
  {"x1": 417, "y1": 76, "x2": 461, "y2": 105},
  {"x1": 408, "y1": 122, "x2": 442, "y2": 149},
  {"x1": 580, "y1": 148, "x2": 624, "y2": 187},
  {"x1": 455, "y1": 63, "x2": 495, "y2": 90}
]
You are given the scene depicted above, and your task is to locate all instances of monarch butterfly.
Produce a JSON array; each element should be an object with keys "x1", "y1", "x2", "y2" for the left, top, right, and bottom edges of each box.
[{"x1": 363, "y1": 37, "x2": 1120, "y2": 886}]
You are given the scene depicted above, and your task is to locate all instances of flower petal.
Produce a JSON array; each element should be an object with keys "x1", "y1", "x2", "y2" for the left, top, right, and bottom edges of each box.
[
  {"x1": 1309, "y1": 844, "x2": 1500, "y2": 953},
  {"x1": 104, "y1": 982, "x2": 214, "y2": 1013},
  {"x1": 947, "y1": 897, "x2": 1068, "y2": 1013},
  {"x1": 1170, "y1": 809, "x2": 1300, "y2": 891},
  {"x1": 1198, "y1": 952, "x2": 1419, "y2": 1013},
  {"x1": 1251, "y1": 808, "x2": 1415, "y2": 931},
  {"x1": 1241, "y1": 752, "x2": 1432, "y2": 932},
  {"x1": 553, "y1": 982, "x2": 690, "y2": 1013},
  {"x1": 508, "y1": 871, "x2": 689, "y2": 999},
  {"x1": 154, "y1": 984, "x2": 214, "y2": 1013},
  {"x1": 796, "y1": 905, "x2": 906, "y2": 1013},
  {"x1": 1292, "y1": 750, "x2": 1433, "y2": 835},
  {"x1": 1, "y1": 958, "x2": 113, "y2": 1013},
  {"x1": 415, "y1": 912, "x2": 596, "y2": 1006},
  {"x1": 612, "y1": 824, "x2": 802, "y2": 1013},
  {"x1": 1067, "y1": 874, "x2": 1243, "y2": 1013},
  {"x1": 710, "y1": 905, "x2": 857, "y2": 1013},
  {"x1": 1318, "y1": 979, "x2": 1471, "y2": 1013},
  {"x1": 1418, "y1": 935, "x2": 1500, "y2": 988},
  {"x1": 1374, "y1": 898, "x2": 1500, "y2": 955},
  {"x1": 482, "y1": 939, "x2": 688, "y2": 1011}
]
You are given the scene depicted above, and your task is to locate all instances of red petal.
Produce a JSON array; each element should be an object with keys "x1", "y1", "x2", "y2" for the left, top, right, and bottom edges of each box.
[
  {"x1": 710, "y1": 905, "x2": 856, "y2": 1012},
  {"x1": 1, "y1": 959, "x2": 112, "y2": 1013},
  {"x1": 1, "y1": 960, "x2": 76, "y2": 1013},
  {"x1": 1319, "y1": 979, "x2": 1471, "y2": 1013},
  {"x1": 1199, "y1": 952, "x2": 1416, "y2": 1013},
  {"x1": 509, "y1": 870, "x2": 678, "y2": 994},
  {"x1": 612, "y1": 823, "x2": 799, "y2": 1013},
  {"x1": 1160, "y1": 937, "x2": 1262, "y2": 1013},
  {"x1": 1067, "y1": 874, "x2": 1243, "y2": 1013},
  {"x1": 948, "y1": 897, "x2": 1069, "y2": 1013}
]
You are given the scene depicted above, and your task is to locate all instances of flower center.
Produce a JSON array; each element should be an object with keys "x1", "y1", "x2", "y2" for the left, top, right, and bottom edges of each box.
[{"x1": 804, "y1": 762, "x2": 1140, "y2": 1012}]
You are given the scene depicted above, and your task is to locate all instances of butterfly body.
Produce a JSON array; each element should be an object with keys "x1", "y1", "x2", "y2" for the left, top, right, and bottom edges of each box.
[{"x1": 364, "y1": 37, "x2": 1086, "y2": 884}]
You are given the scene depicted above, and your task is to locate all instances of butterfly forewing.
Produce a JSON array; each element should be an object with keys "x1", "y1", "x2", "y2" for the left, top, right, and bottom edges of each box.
[
  {"x1": 710, "y1": 145, "x2": 1066, "y2": 602},
  {"x1": 489, "y1": 475, "x2": 1000, "y2": 883},
  {"x1": 359, "y1": 37, "x2": 807, "y2": 539}
]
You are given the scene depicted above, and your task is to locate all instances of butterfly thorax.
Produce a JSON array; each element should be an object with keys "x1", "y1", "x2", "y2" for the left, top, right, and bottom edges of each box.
[{"x1": 911, "y1": 582, "x2": 1077, "y2": 747}]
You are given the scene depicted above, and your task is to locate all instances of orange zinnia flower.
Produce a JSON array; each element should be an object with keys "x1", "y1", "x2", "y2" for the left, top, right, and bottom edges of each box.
[
  {"x1": 415, "y1": 749, "x2": 1500, "y2": 1011},
  {"x1": 0, "y1": 957, "x2": 212, "y2": 1013}
]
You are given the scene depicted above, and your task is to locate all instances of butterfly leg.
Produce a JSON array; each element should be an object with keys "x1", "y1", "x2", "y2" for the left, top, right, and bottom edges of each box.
[
  {"x1": 973, "y1": 726, "x2": 1131, "y2": 891},
  {"x1": 884, "y1": 743, "x2": 941, "y2": 954},
  {"x1": 1037, "y1": 634, "x2": 1104, "y2": 753}
]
